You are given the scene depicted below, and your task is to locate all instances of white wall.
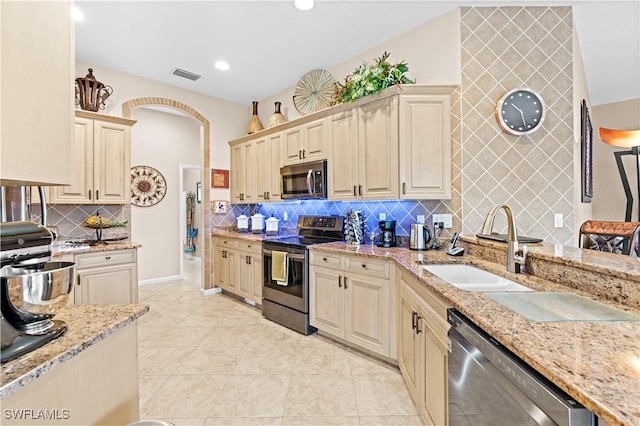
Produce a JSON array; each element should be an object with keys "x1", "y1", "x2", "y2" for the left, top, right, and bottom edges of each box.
[
  {"x1": 130, "y1": 108, "x2": 200, "y2": 282},
  {"x1": 257, "y1": 9, "x2": 461, "y2": 125},
  {"x1": 573, "y1": 25, "x2": 593, "y2": 233},
  {"x1": 591, "y1": 98, "x2": 640, "y2": 221}
]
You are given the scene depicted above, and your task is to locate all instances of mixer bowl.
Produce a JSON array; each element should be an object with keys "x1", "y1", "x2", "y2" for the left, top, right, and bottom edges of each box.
[{"x1": 1, "y1": 261, "x2": 75, "y2": 332}]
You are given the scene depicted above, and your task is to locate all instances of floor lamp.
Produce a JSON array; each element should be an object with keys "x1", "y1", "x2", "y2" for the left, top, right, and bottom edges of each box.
[{"x1": 599, "y1": 128, "x2": 640, "y2": 221}]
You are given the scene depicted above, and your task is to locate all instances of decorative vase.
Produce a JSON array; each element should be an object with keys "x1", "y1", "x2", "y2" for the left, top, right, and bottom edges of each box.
[
  {"x1": 247, "y1": 101, "x2": 264, "y2": 134},
  {"x1": 269, "y1": 101, "x2": 287, "y2": 128}
]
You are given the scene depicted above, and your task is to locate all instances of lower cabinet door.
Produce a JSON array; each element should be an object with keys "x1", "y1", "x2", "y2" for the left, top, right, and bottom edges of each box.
[
  {"x1": 77, "y1": 263, "x2": 137, "y2": 304},
  {"x1": 398, "y1": 286, "x2": 420, "y2": 402},
  {"x1": 236, "y1": 253, "x2": 252, "y2": 299},
  {"x1": 344, "y1": 273, "x2": 390, "y2": 356},
  {"x1": 420, "y1": 310, "x2": 448, "y2": 426},
  {"x1": 309, "y1": 265, "x2": 343, "y2": 336},
  {"x1": 250, "y1": 254, "x2": 263, "y2": 303}
]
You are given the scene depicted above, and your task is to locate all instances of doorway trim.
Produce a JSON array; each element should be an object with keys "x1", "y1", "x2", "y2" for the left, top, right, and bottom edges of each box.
[{"x1": 122, "y1": 98, "x2": 212, "y2": 291}]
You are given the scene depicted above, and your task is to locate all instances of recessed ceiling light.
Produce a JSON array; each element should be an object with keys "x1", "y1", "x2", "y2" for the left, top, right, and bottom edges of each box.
[
  {"x1": 71, "y1": 6, "x2": 85, "y2": 22},
  {"x1": 214, "y1": 60, "x2": 230, "y2": 71},
  {"x1": 294, "y1": 0, "x2": 314, "y2": 11}
]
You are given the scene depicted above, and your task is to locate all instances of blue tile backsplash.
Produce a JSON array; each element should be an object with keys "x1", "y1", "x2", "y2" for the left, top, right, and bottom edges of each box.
[{"x1": 211, "y1": 199, "x2": 456, "y2": 240}]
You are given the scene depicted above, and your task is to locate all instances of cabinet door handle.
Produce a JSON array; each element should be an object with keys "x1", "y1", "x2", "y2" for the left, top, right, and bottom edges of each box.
[
  {"x1": 246, "y1": 255, "x2": 249, "y2": 264},
  {"x1": 248, "y1": 256, "x2": 252, "y2": 265},
  {"x1": 88, "y1": 190, "x2": 92, "y2": 200},
  {"x1": 338, "y1": 276, "x2": 342, "y2": 288},
  {"x1": 402, "y1": 182, "x2": 406, "y2": 195},
  {"x1": 411, "y1": 311, "x2": 417, "y2": 330},
  {"x1": 416, "y1": 315, "x2": 422, "y2": 334},
  {"x1": 105, "y1": 256, "x2": 111, "y2": 260},
  {"x1": 353, "y1": 185, "x2": 357, "y2": 196},
  {"x1": 358, "y1": 185, "x2": 362, "y2": 196},
  {"x1": 267, "y1": 191, "x2": 270, "y2": 199},
  {"x1": 302, "y1": 149, "x2": 306, "y2": 158},
  {"x1": 96, "y1": 190, "x2": 99, "y2": 200},
  {"x1": 299, "y1": 150, "x2": 302, "y2": 159},
  {"x1": 77, "y1": 276, "x2": 81, "y2": 286},
  {"x1": 344, "y1": 276, "x2": 348, "y2": 289}
]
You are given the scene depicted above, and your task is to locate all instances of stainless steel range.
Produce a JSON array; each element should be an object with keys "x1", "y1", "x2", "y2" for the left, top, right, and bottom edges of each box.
[{"x1": 262, "y1": 215, "x2": 343, "y2": 335}]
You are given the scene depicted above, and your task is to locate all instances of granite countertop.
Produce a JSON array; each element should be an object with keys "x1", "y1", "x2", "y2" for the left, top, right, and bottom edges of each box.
[
  {"x1": 309, "y1": 242, "x2": 640, "y2": 426},
  {"x1": 211, "y1": 227, "x2": 295, "y2": 241},
  {"x1": 52, "y1": 241, "x2": 142, "y2": 256},
  {"x1": 0, "y1": 304, "x2": 149, "y2": 398}
]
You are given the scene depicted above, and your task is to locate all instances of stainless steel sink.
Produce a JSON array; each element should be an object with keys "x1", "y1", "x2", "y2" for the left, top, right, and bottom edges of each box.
[
  {"x1": 484, "y1": 292, "x2": 640, "y2": 322},
  {"x1": 422, "y1": 264, "x2": 533, "y2": 292}
]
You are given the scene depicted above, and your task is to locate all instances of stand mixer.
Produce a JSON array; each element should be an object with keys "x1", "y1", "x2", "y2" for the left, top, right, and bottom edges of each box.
[{"x1": 1, "y1": 221, "x2": 75, "y2": 364}]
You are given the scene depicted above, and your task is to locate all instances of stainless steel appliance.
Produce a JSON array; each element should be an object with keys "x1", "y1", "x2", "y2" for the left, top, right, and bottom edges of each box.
[
  {"x1": 1, "y1": 186, "x2": 47, "y2": 225},
  {"x1": 1, "y1": 221, "x2": 75, "y2": 364},
  {"x1": 377, "y1": 220, "x2": 397, "y2": 247},
  {"x1": 410, "y1": 223, "x2": 432, "y2": 250},
  {"x1": 447, "y1": 309, "x2": 594, "y2": 426},
  {"x1": 262, "y1": 215, "x2": 343, "y2": 334},
  {"x1": 280, "y1": 160, "x2": 327, "y2": 200}
]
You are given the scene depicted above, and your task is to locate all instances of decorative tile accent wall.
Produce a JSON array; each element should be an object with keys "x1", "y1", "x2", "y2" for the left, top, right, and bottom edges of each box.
[
  {"x1": 43, "y1": 204, "x2": 125, "y2": 240},
  {"x1": 461, "y1": 7, "x2": 575, "y2": 245}
]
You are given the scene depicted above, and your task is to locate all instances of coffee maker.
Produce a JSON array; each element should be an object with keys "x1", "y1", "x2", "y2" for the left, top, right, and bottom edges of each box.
[
  {"x1": 1, "y1": 221, "x2": 75, "y2": 364},
  {"x1": 377, "y1": 220, "x2": 397, "y2": 248}
]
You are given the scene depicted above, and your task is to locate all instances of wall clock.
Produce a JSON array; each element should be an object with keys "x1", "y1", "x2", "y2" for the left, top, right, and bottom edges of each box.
[
  {"x1": 131, "y1": 165, "x2": 167, "y2": 207},
  {"x1": 495, "y1": 88, "x2": 546, "y2": 136}
]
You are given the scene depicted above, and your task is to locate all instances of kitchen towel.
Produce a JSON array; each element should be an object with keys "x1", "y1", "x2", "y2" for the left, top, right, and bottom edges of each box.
[{"x1": 271, "y1": 250, "x2": 289, "y2": 286}]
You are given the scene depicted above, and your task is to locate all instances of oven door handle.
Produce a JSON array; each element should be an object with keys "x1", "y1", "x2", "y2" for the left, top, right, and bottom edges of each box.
[
  {"x1": 263, "y1": 249, "x2": 306, "y2": 261},
  {"x1": 306, "y1": 169, "x2": 315, "y2": 196}
]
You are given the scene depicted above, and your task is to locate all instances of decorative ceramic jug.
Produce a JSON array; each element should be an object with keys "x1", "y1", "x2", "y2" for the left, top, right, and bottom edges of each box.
[
  {"x1": 269, "y1": 101, "x2": 287, "y2": 128},
  {"x1": 247, "y1": 101, "x2": 264, "y2": 134}
]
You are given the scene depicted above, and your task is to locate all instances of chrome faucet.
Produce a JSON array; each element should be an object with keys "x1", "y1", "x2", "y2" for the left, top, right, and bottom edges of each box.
[{"x1": 480, "y1": 204, "x2": 527, "y2": 273}]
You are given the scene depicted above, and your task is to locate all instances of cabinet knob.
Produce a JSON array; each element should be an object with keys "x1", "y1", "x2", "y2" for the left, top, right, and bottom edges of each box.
[
  {"x1": 323, "y1": 257, "x2": 327, "y2": 262},
  {"x1": 361, "y1": 264, "x2": 367, "y2": 268},
  {"x1": 105, "y1": 256, "x2": 111, "y2": 260}
]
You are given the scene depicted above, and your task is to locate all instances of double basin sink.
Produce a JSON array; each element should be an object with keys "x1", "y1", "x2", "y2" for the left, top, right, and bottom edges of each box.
[{"x1": 422, "y1": 264, "x2": 640, "y2": 322}]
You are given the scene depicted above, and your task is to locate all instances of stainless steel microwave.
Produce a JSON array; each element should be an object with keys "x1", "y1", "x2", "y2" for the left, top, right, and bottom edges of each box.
[{"x1": 280, "y1": 160, "x2": 327, "y2": 200}]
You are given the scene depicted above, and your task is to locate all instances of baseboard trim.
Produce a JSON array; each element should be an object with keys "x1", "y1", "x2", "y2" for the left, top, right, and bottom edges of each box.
[
  {"x1": 200, "y1": 287, "x2": 222, "y2": 296},
  {"x1": 138, "y1": 275, "x2": 181, "y2": 286}
]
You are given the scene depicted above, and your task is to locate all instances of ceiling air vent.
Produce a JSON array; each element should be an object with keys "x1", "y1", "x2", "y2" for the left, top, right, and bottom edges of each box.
[{"x1": 172, "y1": 68, "x2": 201, "y2": 81}]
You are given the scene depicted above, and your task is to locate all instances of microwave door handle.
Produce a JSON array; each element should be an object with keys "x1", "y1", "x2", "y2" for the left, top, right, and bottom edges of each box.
[{"x1": 306, "y1": 169, "x2": 315, "y2": 196}]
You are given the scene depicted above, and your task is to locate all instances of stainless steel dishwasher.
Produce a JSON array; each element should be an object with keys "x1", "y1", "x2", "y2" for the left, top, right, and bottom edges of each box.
[{"x1": 447, "y1": 309, "x2": 595, "y2": 426}]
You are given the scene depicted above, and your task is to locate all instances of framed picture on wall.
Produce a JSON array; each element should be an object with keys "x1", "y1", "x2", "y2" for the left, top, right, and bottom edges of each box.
[
  {"x1": 581, "y1": 99, "x2": 593, "y2": 203},
  {"x1": 212, "y1": 169, "x2": 229, "y2": 189}
]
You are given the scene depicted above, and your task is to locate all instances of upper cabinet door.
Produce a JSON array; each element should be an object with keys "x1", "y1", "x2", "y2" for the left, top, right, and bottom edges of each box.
[
  {"x1": 0, "y1": 1, "x2": 73, "y2": 185},
  {"x1": 358, "y1": 96, "x2": 399, "y2": 200},
  {"x1": 93, "y1": 120, "x2": 132, "y2": 204},
  {"x1": 302, "y1": 118, "x2": 328, "y2": 162},
  {"x1": 49, "y1": 117, "x2": 94, "y2": 204},
  {"x1": 282, "y1": 127, "x2": 304, "y2": 165},
  {"x1": 399, "y1": 94, "x2": 452, "y2": 200},
  {"x1": 328, "y1": 110, "x2": 359, "y2": 200}
]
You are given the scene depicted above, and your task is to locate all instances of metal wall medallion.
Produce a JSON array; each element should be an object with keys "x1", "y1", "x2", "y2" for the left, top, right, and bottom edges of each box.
[
  {"x1": 293, "y1": 69, "x2": 336, "y2": 115},
  {"x1": 131, "y1": 165, "x2": 167, "y2": 207}
]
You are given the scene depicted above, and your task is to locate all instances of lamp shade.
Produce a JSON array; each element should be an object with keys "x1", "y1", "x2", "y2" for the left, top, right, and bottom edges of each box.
[{"x1": 599, "y1": 127, "x2": 640, "y2": 148}]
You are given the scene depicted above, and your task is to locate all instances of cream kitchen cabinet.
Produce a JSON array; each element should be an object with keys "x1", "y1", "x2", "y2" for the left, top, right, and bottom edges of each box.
[
  {"x1": 1, "y1": 1, "x2": 74, "y2": 186},
  {"x1": 329, "y1": 96, "x2": 399, "y2": 200},
  {"x1": 399, "y1": 88, "x2": 454, "y2": 199},
  {"x1": 212, "y1": 236, "x2": 262, "y2": 304},
  {"x1": 398, "y1": 269, "x2": 451, "y2": 426},
  {"x1": 74, "y1": 249, "x2": 139, "y2": 305},
  {"x1": 282, "y1": 118, "x2": 328, "y2": 165},
  {"x1": 230, "y1": 140, "x2": 257, "y2": 204},
  {"x1": 309, "y1": 251, "x2": 395, "y2": 359},
  {"x1": 255, "y1": 132, "x2": 282, "y2": 202},
  {"x1": 50, "y1": 111, "x2": 136, "y2": 204}
]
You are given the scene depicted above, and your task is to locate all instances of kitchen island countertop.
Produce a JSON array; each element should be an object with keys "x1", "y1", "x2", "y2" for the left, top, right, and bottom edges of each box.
[
  {"x1": 309, "y1": 241, "x2": 640, "y2": 426},
  {"x1": 0, "y1": 303, "x2": 149, "y2": 398}
]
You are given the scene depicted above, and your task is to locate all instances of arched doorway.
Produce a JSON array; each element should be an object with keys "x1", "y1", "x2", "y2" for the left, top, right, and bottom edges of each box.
[{"x1": 122, "y1": 98, "x2": 212, "y2": 291}]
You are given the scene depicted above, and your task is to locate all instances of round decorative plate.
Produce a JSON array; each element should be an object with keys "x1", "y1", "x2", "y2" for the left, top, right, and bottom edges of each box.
[
  {"x1": 293, "y1": 69, "x2": 336, "y2": 115},
  {"x1": 131, "y1": 165, "x2": 167, "y2": 207}
]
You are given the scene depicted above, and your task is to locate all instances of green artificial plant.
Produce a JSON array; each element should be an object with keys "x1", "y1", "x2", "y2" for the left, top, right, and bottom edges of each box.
[{"x1": 332, "y1": 51, "x2": 414, "y2": 104}]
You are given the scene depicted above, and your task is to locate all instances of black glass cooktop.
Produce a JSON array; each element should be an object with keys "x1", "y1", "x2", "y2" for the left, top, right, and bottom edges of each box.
[{"x1": 265, "y1": 235, "x2": 342, "y2": 249}]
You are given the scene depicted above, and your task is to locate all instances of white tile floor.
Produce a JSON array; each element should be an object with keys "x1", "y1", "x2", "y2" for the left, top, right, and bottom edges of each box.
[{"x1": 137, "y1": 255, "x2": 421, "y2": 426}]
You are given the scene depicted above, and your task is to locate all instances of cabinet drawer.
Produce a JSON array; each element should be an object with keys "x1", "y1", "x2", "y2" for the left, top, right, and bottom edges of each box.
[
  {"x1": 214, "y1": 237, "x2": 238, "y2": 249},
  {"x1": 344, "y1": 255, "x2": 390, "y2": 278},
  {"x1": 75, "y1": 249, "x2": 137, "y2": 269},
  {"x1": 237, "y1": 240, "x2": 261, "y2": 254},
  {"x1": 309, "y1": 251, "x2": 342, "y2": 268}
]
